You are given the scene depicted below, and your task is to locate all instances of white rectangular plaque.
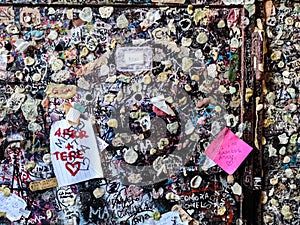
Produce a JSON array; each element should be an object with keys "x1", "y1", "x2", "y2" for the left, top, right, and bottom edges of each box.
[{"x1": 116, "y1": 47, "x2": 152, "y2": 72}]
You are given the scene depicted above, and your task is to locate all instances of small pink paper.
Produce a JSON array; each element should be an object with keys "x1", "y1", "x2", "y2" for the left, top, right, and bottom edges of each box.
[{"x1": 205, "y1": 127, "x2": 253, "y2": 174}]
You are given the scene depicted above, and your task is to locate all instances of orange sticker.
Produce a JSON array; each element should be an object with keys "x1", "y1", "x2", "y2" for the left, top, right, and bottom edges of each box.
[{"x1": 29, "y1": 178, "x2": 58, "y2": 191}]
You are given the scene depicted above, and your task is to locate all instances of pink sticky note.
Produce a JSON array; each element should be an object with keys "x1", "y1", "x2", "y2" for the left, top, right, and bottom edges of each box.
[{"x1": 205, "y1": 127, "x2": 253, "y2": 174}]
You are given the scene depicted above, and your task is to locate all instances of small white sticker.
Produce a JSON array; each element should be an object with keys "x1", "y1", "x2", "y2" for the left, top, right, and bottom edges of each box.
[
  {"x1": 0, "y1": 192, "x2": 29, "y2": 221},
  {"x1": 66, "y1": 107, "x2": 81, "y2": 123}
]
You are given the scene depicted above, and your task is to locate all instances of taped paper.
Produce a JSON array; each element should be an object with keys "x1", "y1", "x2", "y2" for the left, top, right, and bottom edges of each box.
[{"x1": 50, "y1": 119, "x2": 103, "y2": 187}]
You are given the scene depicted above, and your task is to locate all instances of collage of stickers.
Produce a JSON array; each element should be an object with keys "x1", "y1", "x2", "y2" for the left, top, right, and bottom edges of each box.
[{"x1": 0, "y1": 0, "x2": 298, "y2": 225}]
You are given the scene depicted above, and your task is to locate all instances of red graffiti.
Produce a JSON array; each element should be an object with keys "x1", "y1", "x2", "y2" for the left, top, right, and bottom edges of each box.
[
  {"x1": 54, "y1": 128, "x2": 88, "y2": 139},
  {"x1": 51, "y1": 87, "x2": 75, "y2": 95},
  {"x1": 53, "y1": 150, "x2": 84, "y2": 161}
]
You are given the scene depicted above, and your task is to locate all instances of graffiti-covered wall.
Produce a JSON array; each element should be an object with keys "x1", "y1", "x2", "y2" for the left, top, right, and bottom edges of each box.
[
  {"x1": 263, "y1": 1, "x2": 300, "y2": 225},
  {"x1": 0, "y1": 0, "x2": 297, "y2": 225}
]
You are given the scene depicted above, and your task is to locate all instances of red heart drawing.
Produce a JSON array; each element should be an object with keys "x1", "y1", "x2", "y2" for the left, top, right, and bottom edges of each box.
[{"x1": 65, "y1": 162, "x2": 81, "y2": 176}]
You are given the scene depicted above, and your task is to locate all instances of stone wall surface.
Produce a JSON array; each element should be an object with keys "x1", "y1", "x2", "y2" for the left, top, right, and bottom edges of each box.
[{"x1": 0, "y1": 1, "x2": 297, "y2": 225}]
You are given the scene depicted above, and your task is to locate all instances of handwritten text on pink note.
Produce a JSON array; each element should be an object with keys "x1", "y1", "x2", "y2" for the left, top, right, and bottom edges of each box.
[{"x1": 205, "y1": 127, "x2": 253, "y2": 174}]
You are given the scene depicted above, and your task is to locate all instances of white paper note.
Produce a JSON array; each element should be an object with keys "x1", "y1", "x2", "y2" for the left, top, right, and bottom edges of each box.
[
  {"x1": 50, "y1": 119, "x2": 103, "y2": 187},
  {"x1": 0, "y1": 192, "x2": 29, "y2": 221},
  {"x1": 151, "y1": 96, "x2": 175, "y2": 116},
  {"x1": 97, "y1": 137, "x2": 109, "y2": 152}
]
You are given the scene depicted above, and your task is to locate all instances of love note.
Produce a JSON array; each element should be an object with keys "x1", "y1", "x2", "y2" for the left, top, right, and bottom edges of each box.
[
  {"x1": 205, "y1": 127, "x2": 253, "y2": 174},
  {"x1": 50, "y1": 119, "x2": 103, "y2": 187}
]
